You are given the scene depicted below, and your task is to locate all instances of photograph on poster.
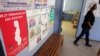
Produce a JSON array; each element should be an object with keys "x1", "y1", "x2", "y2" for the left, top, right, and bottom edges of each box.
[
  {"x1": 41, "y1": 9, "x2": 47, "y2": 14},
  {"x1": 28, "y1": 16, "x2": 41, "y2": 41},
  {"x1": 34, "y1": 0, "x2": 41, "y2": 9},
  {"x1": 29, "y1": 18, "x2": 36, "y2": 28},
  {"x1": 45, "y1": 8, "x2": 50, "y2": 13},
  {"x1": 35, "y1": 16, "x2": 41, "y2": 25},
  {"x1": 27, "y1": 11, "x2": 42, "y2": 51},
  {"x1": 26, "y1": 9, "x2": 41, "y2": 17},
  {"x1": 28, "y1": 36, "x2": 37, "y2": 51},
  {"x1": 27, "y1": 0, "x2": 33, "y2": 6},
  {"x1": 28, "y1": 25, "x2": 41, "y2": 51},
  {"x1": 41, "y1": 0, "x2": 47, "y2": 8},
  {"x1": 0, "y1": 10, "x2": 28, "y2": 56},
  {"x1": 29, "y1": 26, "x2": 41, "y2": 41},
  {"x1": 0, "y1": 0, "x2": 34, "y2": 11},
  {"x1": 47, "y1": 21, "x2": 51, "y2": 28},
  {"x1": 28, "y1": 17, "x2": 36, "y2": 40},
  {"x1": 14, "y1": 20, "x2": 22, "y2": 46},
  {"x1": 30, "y1": 29, "x2": 35, "y2": 38},
  {"x1": 47, "y1": 0, "x2": 56, "y2": 7},
  {"x1": 37, "y1": 36, "x2": 41, "y2": 43},
  {"x1": 84, "y1": 0, "x2": 100, "y2": 17},
  {"x1": 41, "y1": 23, "x2": 49, "y2": 38},
  {"x1": 0, "y1": 0, "x2": 5, "y2": 11},
  {"x1": 34, "y1": 0, "x2": 47, "y2": 9},
  {"x1": 35, "y1": 25, "x2": 41, "y2": 35},
  {"x1": 41, "y1": 14, "x2": 49, "y2": 24}
]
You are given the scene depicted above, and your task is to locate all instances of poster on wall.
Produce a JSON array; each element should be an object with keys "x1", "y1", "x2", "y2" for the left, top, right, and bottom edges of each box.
[
  {"x1": 84, "y1": 0, "x2": 100, "y2": 17},
  {"x1": 0, "y1": 0, "x2": 4, "y2": 11},
  {"x1": 0, "y1": 0, "x2": 33, "y2": 11},
  {"x1": 28, "y1": 16, "x2": 41, "y2": 41},
  {"x1": 41, "y1": 23, "x2": 49, "y2": 39},
  {"x1": 1, "y1": 0, "x2": 30, "y2": 7},
  {"x1": 41, "y1": 0, "x2": 47, "y2": 8},
  {"x1": 0, "y1": 10, "x2": 28, "y2": 56},
  {"x1": 47, "y1": 0, "x2": 55, "y2": 7},
  {"x1": 34, "y1": 0, "x2": 47, "y2": 9},
  {"x1": 26, "y1": 10, "x2": 42, "y2": 51},
  {"x1": 49, "y1": 7, "x2": 55, "y2": 25},
  {"x1": 41, "y1": 14, "x2": 49, "y2": 24},
  {"x1": 41, "y1": 14, "x2": 50, "y2": 39},
  {"x1": 34, "y1": 0, "x2": 42, "y2": 9}
]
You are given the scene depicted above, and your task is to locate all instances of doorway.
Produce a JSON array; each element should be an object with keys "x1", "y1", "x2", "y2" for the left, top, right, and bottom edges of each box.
[{"x1": 61, "y1": 0, "x2": 83, "y2": 37}]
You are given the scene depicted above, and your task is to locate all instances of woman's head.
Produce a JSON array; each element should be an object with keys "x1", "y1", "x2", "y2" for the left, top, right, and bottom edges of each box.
[{"x1": 90, "y1": 3, "x2": 97, "y2": 11}]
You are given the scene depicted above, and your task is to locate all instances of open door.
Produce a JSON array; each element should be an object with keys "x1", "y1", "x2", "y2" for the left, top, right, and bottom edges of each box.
[{"x1": 61, "y1": 0, "x2": 84, "y2": 37}]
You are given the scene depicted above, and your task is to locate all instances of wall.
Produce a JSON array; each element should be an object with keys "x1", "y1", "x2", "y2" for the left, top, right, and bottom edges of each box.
[
  {"x1": 53, "y1": 0, "x2": 64, "y2": 33},
  {"x1": 76, "y1": 0, "x2": 100, "y2": 41},
  {"x1": 17, "y1": 26, "x2": 54, "y2": 56},
  {"x1": 63, "y1": 0, "x2": 83, "y2": 11},
  {"x1": 0, "y1": 0, "x2": 56, "y2": 56}
]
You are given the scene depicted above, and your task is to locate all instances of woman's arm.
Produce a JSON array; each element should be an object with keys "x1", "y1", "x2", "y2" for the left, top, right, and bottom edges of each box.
[{"x1": 87, "y1": 21, "x2": 91, "y2": 29}]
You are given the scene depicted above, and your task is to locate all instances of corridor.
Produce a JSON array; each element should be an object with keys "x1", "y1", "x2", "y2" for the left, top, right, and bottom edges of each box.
[{"x1": 59, "y1": 21, "x2": 100, "y2": 56}]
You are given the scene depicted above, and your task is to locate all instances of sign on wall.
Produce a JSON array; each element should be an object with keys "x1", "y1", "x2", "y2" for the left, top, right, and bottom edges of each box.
[
  {"x1": 26, "y1": 8, "x2": 53, "y2": 51},
  {"x1": 0, "y1": 10, "x2": 28, "y2": 56},
  {"x1": 26, "y1": 10, "x2": 42, "y2": 51},
  {"x1": 1, "y1": 0, "x2": 29, "y2": 7},
  {"x1": 34, "y1": 0, "x2": 47, "y2": 9}
]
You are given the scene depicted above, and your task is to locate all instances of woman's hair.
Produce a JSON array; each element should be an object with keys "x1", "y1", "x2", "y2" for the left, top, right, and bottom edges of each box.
[{"x1": 90, "y1": 3, "x2": 97, "y2": 10}]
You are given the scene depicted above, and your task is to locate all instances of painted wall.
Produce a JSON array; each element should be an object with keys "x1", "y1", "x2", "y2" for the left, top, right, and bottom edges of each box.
[
  {"x1": 63, "y1": 0, "x2": 83, "y2": 11},
  {"x1": 76, "y1": 0, "x2": 100, "y2": 41},
  {"x1": 53, "y1": 0, "x2": 63, "y2": 33}
]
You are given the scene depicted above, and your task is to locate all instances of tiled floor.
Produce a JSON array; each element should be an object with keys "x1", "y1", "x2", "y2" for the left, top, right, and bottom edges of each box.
[{"x1": 59, "y1": 20, "x2": 100, "y2": 56}]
